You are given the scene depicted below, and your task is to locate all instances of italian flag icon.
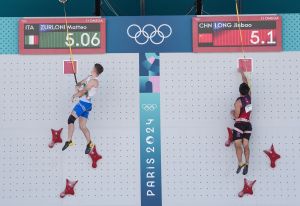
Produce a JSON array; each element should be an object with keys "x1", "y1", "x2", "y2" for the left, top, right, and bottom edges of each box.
[{"x1": 25, "y1": 35, "x2": 39, "y2": 45}]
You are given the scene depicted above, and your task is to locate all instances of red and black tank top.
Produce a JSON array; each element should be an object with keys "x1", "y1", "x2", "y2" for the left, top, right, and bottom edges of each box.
[{"x1": 236, "y1": 95, "x2": 252, "y2": 120}]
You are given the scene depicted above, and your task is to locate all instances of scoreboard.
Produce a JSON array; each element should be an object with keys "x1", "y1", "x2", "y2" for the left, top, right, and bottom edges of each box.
[
  {"x1": 193, "y1": 15, "x2": 282, "y2": 52},
  {"x1": 19, "y1": 18, "x2": 106, "y2": 54}
]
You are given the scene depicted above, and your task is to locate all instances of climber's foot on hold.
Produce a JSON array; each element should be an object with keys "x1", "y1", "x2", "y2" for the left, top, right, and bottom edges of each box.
[
  {"x1": 62, "y1": 140, "x2": 73, "y2": 151},
  {"x1": 85, "y1": 141, "x2": 94, "y2": 154}
]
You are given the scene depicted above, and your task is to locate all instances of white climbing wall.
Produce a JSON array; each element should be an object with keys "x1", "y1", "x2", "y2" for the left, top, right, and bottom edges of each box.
[
  {"x1": 0, "y1": 51, "x2": 300, "y2": 206},
  {"x1": 160, "y1": 52, "x2": 300, "y2": 206},
  {"x1": 0, "y1": 54, "x2": 141, "y2": 206}
]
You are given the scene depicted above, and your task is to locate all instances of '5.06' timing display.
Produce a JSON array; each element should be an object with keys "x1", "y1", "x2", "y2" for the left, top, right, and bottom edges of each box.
[{"x1": 19, "y1": 18, "x2": 106, "y2": 54}]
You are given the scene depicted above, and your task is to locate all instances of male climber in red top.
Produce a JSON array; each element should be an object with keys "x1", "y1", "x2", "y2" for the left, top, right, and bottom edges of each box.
[{"x1": 231, "y1": 68, "x2": 252, "y2": 175}]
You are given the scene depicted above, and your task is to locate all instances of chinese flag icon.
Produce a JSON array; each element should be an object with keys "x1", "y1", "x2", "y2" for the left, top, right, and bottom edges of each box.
[{"x1": 199, "y1": 33, "x2": 213, "y2": 44}]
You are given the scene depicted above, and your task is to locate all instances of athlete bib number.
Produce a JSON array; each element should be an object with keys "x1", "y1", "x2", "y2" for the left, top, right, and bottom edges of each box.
[{"x1": 245, "y1": 104, "x2": 253, "y2": 113}]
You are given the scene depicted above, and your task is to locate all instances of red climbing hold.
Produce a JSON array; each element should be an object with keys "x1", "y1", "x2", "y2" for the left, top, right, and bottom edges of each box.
[
  {"x1": 88, "y1": 145, "x2": 102, "y2": 168},
  {"x1": 264, "y1": 144, "x2": 281, "y2": 168},
  {"x1": 225, "y1": 127, "x2": 233, "y2": 147},
  {"x1": 48, "y1": 128, "x2": 63, "y2": 148},
  {"x1": 238, "y1": 178, "x2": 256, "y2": 198},
  {"x1": 60, "y1": 179, "x2": 78, "y2": 198}
]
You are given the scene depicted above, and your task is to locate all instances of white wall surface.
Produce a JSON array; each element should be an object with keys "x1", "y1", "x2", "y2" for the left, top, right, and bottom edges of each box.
[
  {"x1": 1, "y1": 52, "x2": 300, "y2": 206},
  {"x1": 0, "y1": 54, "x2": 140, "y2": 206},
  {"x1": 161, "y1": 52, "x2": 300, "y2": 206}
]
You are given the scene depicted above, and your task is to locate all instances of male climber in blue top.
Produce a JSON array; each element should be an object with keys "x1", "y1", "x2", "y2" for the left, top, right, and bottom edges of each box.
[{"x1": 62, "y1": 63, "x2": 104, "y2": 154}]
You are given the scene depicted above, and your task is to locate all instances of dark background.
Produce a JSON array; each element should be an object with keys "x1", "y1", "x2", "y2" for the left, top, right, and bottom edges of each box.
[{"x1": 0, "y1": 0, "x2": 299, "y2": 16}]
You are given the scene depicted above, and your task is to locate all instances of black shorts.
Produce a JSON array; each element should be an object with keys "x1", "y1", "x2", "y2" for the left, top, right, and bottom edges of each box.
[{"x1": 233, "y1": 121, "x2": 252, "y2": 141}]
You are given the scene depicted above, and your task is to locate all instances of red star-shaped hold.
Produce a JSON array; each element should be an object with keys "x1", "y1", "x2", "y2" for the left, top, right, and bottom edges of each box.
[
  {"x1": 225, "y1": 127, "x2": 233, "y2": 147},
  {"x1": 88, "y1": 145, "x2": 102, "y2": 168},
  {"x1": 48, "y1": 128, "x2": 63, "y2": 148},
  {"x1": 264, "y1": 144, "x2": 281, "y2": 168},
  {"x1": 238, "y1": 178, "x2": 256, "y2": 198},
  {"x1": 60, "y1": 179, "x2": 78, "y2": 198}
]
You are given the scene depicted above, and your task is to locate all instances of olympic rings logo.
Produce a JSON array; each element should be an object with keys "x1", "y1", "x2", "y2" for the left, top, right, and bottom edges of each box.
[
  {"x1": 127, "y1": 24, "x2": 172, "y2": 45},
  {"x1": 142, "y1": 104, "x2": 158, "y2": 112}
]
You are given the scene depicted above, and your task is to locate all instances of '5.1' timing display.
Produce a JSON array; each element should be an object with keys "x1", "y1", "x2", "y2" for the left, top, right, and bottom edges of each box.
[{"x1": 193, "y1": 15, "x2": 282, "y2": 52}]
